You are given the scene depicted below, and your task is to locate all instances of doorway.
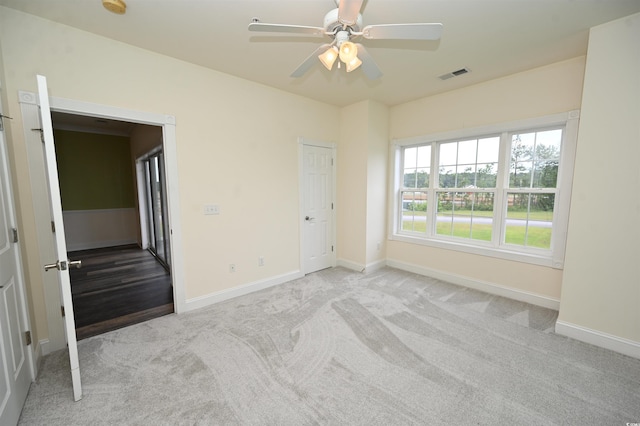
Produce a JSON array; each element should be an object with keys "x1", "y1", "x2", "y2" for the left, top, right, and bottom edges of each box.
[
  {"x1": 18, "y1": 91, "x2": 185, "y2": 352},
  {"x1": 299, "y1": 139, "x2": 336, "y2": 274},
  {"x1": 51, "y1": 113, "x2": 173, "y2": 339}
]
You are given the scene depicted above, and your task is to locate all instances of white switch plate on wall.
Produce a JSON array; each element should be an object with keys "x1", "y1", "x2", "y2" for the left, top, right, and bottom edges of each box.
[{"x1": 204, "y1": 204, "x2": 220, "y2": 215}]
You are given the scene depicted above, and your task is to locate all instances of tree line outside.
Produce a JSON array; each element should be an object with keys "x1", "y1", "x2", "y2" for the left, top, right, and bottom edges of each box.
[{"x1": 401, "y1": 131, "x2": 561, "y2": 248}]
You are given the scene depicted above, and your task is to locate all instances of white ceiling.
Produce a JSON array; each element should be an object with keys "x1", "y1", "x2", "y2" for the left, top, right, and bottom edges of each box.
[{"x1": 2, "y1": 0, "x2": 639, "y2": 107}]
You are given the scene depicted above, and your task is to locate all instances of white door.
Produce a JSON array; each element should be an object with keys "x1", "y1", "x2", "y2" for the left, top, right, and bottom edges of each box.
[
  {"x1": 0, "y1": 92, "x2": 34, "y2": 424},
  {"x1": 302, "y1": 143, "x2": 334, "y2": 273},
  {"x1": 36, "y1": 75, "x2": 82, "y2": 401}
]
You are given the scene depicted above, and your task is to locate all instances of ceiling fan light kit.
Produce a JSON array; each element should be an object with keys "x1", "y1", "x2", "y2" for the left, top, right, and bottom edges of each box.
[
  {"x1": 248, "y1": 0, "x2": 443, "y2": 80},
  {"x1": 318, "y1": 46, "x2": 339, "y2": 70}
]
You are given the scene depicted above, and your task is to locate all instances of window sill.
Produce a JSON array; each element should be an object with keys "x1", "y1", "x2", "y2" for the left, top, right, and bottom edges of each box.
[{"x1": 390, "y1": 233, "x2": 564, "y2": 269}]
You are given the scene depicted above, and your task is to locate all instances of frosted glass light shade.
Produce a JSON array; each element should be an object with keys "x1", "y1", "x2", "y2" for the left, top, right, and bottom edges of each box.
[
  {"x1": 346, "y1": 56, "x2": 362, "y2": 72},
  {"x1": 338, "y1": 41, "x2": 358, "y2": 63},
  {"x1": 318, "y1": 47, "x2": 339, "y2": 70}
]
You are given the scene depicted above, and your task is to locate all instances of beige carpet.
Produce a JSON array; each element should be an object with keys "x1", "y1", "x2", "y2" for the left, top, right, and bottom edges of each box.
[{"x1": 18, "y1": 267, "x2": 640, "y2": 425}]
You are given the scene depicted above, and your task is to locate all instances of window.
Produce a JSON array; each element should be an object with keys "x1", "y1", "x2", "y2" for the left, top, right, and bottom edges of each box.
[{"x1": 391, "y1": 111, "x2": 579, "y2": 267}]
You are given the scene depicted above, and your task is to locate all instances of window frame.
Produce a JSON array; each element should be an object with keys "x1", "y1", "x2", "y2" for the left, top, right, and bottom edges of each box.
[{"x1": 389, "y1": 110, "x2": 579, "y2": 269}]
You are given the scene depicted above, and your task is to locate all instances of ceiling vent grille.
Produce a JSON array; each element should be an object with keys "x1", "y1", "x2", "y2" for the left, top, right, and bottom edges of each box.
[{"x1": 438, "y1": 67, "x2": 470, "y2": 80}]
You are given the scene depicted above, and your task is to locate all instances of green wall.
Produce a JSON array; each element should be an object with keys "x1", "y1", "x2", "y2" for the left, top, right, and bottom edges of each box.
[{"x1": 54, "y1": 129, "x2": 135, "y2": 210}]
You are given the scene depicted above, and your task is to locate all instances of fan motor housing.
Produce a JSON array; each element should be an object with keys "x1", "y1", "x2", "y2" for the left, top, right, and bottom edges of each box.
[{"x1": 324, "y1": 8, "x2": 362, "y2": 33}]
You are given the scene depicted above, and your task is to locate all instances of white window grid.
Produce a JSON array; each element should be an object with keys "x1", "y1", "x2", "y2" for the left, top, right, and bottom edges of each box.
[{"x1": 390, "y1": 111, "x2": 580, "y2": 268}]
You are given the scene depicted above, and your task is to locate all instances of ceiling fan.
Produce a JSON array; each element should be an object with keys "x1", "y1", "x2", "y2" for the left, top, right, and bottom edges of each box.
[{"x1": 248, "y1": 0, "x2": 443, "y2": 80}]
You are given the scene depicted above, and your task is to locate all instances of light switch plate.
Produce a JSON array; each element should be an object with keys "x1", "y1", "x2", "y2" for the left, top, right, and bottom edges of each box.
[{"x1": 204, "y1": 204, "x2": 220, "y2": 215}]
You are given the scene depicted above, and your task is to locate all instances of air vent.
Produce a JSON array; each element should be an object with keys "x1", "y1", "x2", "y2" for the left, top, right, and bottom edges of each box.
[{"x1": 438, "y1": 67, "x2": 471, "y2": 80}]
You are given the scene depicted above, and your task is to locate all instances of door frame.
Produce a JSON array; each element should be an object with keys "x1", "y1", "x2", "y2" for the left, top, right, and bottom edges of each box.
[
  {"x1": 18, "y1": 91, "x2": 186, "y2": 353},
  {"x1": 298, "y1": 137, "x2": 337, "y2": 274}
]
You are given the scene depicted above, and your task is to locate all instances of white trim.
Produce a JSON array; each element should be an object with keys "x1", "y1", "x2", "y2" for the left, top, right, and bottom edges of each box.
[
  {"x1": 298, "y1": 138, "x2": 337, "y2": 274},
  {"x1": 337, "y1": 259, "x2": 366, "y2": 272},
  {"x1": 365, "y1": 259, "x2": 387, "y2": 273},
  {"x1": 184, "y1": 270, "x2": 304, "y2": 312},
  {"x1": 555, "y1": 320, "x2": 640, "y2": 359},
  {"x1": 386, "y1": 258, "x2": 560, "y2": 310},
  {"x1": 36, "y1": 339, "x2": 50, "y2": 357}
]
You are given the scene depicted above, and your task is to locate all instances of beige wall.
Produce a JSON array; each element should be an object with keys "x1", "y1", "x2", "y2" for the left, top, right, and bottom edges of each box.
[
  {"x1": 337, "y1": 100, "x2": 389, "y2": 270},
  {"x1": 387, "y1": 57, "x2": 586, "y2": 302},
  {"x1": 558, "y1": 14, "x2": 640, "y2": 343},
  {"x1": 337, "y1": 101, "x2": 369, "y2": 268},
  {"x1": 0, "y1": 7, "x2": 339, "y2": 343},
  {"x1": 365, "y1": 101, "x2": 389, "y2": 266}
]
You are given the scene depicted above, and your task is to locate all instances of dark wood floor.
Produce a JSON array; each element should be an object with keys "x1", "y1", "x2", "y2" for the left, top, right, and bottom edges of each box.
[{"x1": 69, "y1": 244, "x2": 174, "y2": 340}]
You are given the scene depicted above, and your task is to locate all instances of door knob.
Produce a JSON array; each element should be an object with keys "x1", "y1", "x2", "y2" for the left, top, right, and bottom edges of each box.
[
  {"x1": 305, "y1": 216, "x2": 315, "y2": 221},
  {"x1": 44, "y1": 259, "x2": 82, "y2": 271}
]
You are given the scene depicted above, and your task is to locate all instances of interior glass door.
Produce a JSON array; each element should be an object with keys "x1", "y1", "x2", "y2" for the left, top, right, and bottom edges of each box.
[{"x1": 144, "y1": 151, "x2": 170, "y2": 268}]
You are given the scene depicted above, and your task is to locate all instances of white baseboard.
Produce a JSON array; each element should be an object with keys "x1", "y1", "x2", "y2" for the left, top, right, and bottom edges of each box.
[
  {"x1": 555, "y1": 320, "x2": 640, "y2": 359},
  {"x1": 337, "y1": 259, "x2": 366, "y2": 272},
  {"x1": 386, "y1": 259, "x2": 560, "y2": 310},
  {"x1": 365, "y1": 259, "x2": 387, "y2": 273},
  {"x1": 184, "y1": 270, "x2": 304, "y2": 312},
  {"x1": 37, "y1": 338, "x2": 50, "y2": 357}
]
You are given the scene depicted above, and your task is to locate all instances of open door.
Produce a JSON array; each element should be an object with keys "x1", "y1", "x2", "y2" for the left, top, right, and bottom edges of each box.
[{"x1": 36, "y1": 75, "x2": 82, "y2": 401}]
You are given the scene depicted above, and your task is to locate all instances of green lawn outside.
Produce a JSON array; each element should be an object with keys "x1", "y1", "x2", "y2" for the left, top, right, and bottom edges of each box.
[{"x1": 402, "y1": 219, "x2": 552, "y2": 249}]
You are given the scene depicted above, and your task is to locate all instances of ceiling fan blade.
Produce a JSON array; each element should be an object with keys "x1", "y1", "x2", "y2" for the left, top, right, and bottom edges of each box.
[
  {"x1": 362, "y1": 23, "x2": 443, "y2": 40},
  {"x1": 338, "y1": 0, "x2": 364, "y2": 26},
  {"x1": 248, "y1": 22, "x2": 325, "y2": 36},
  {"x1": 355, "y1": 44, "x2": 383, "y2": 80},
  {"x1": 290, "y1": 44, "x2": 332, "y2": 78}
]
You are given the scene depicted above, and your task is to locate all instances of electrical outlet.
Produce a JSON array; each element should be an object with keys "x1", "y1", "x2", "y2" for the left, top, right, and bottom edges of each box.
[
  {"x1": 258, "y1": 256, "x2": 264, "y2": 267},
  {"x1": 204, "y1": 204, "x2": 220, "y2": 215},
  {"x1": 229, "y1": 264, "x2": 236, "y2": 272}
]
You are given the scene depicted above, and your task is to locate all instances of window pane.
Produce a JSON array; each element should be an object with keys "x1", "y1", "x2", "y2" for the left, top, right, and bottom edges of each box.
[
  {"x1": 457, "y1": 139, "x2": 477, "y2": 165},
  {"x1": 401, "y1": 191, "x2": 427, "y2": 233},
  {"x1": 439, "y1": 142, "x2": 457, "y2": 166},
  {"x1": 477, "y1": 137, "x2": 500, "y2": 163},
  {"x1": 476, "y1": 163, "x2": 497, "y2": 188},
  {"x1": 457, "y1": 165, "x2": 476, "y2": 188},
  {"x1": 417, "y1": 145, "x2": 431, "y2": 168},
  {"x1": 511, "y1": 129, "x2": 562, "y2": 189},
  {"x1": 505, "y1": 193, "x2": 554, "y2": 249},
  {"x1": 404, "y1": 147, "x2": 417, "y2": 169},
  {"x1": 436, "y1": 191, "x2": 493, "y2": 241},
  {"x1": 439, "y1": 165, "x2": 456, "y2": 188},
  {"x1": 403, "y1": 146, "x2": 430, "y2": 189},
  {"x1": 439, "y1": 138, "x2": 499, "y2": 189},
  {"x1": 533, "y1": 129, "x2": 562, "y2": 188}
]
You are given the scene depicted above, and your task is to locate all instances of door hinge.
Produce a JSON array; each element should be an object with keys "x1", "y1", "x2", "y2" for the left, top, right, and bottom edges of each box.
[
  {"x1": 331, "y1": 245, "x2": 334, "y2": 252},
  {"x1": 25, "y1": 331, "x2": 32, "y2": 346},
  {"x1": 331, "y1": 158, "x2": 334, "y2": 166},
  {"x1": 0, "y1": 113, "x2": 13, "y2": 132},
  {"x1": 12, "y1": 228, "x2": 18, "y2": 243},
  {"x1": 51, "y1": 221, "x2": 56, "y2": 233},
  {"x1": 31, "y1": 128, "x2": 44, "y2": 143},
  {"x1": 331, "y1": 203, "x2": 334, "y2": 210},
  {"x1": 61, "y1": 306, "x2": 65, "y2": 317}
]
